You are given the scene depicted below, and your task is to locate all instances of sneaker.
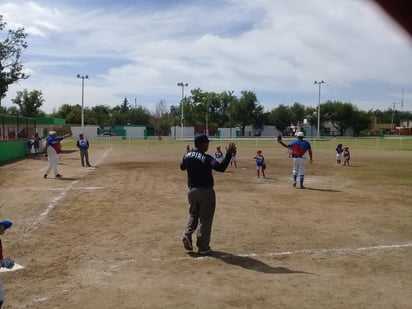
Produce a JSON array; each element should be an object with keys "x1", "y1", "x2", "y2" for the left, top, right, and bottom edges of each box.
[
  {"x1": 182, "y1": 236, "x2": 193, "y2": 251},
  {"x1": 198, "y1": 248, "x2": 212, "y2": 255},
  {"x1": 292, "y1": 182, "x2": 296, "y2": 187},
  {"x1": 87, "y1": 164, "x2": 92, "y2": 167},
  {"x1": 43, "y1": 174, "x2": 47, "y2": 179},
  {"x1": 300, "y1": 185, "x2": 306, "y2": 189},
  {"x1": 55, "y1": 174, "x2": 63, "y2": 178}
]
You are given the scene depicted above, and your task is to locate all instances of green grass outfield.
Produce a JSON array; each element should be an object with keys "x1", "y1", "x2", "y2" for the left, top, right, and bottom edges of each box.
[{"x1": 65, "y1": 135, "x2": 412, "y2": 151}]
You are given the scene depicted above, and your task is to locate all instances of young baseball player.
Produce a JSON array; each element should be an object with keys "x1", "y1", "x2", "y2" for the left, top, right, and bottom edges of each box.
[
  {"x1": 215, "y1": 146, "x2": 224, "y2": 163},
  {"x1": 336, "y1": 143, "x2": 344, "y2": 165},
  {"x1": 254, "y1": 150, "x2": 266, "y2": 178},
  {"x1": 343, "y1": 147, "x2": 350, "y2": 166},
  {"x1": 230, "y1": 149, "x2": 237, "y2": 167}
]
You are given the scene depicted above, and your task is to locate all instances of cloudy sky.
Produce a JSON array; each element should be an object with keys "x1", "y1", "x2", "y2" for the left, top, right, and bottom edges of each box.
[{"x1": 1, "y1": 0, "x2": 411, "y2": 114}]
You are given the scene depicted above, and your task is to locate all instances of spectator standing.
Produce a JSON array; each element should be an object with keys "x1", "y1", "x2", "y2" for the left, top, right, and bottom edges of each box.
[{"x1": 33, "y1": 132, "x2": 42, "y2": 156}]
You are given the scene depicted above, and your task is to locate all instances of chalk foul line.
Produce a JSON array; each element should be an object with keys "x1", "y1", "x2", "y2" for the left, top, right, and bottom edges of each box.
[{"x1": 178, "y1": 242, "x2": 412, "y2": 260}]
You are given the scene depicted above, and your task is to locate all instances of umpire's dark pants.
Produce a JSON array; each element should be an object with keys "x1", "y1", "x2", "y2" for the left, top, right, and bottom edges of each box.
[{"x1": 183, "y1": 187, "x2": 216, "y2": 252}]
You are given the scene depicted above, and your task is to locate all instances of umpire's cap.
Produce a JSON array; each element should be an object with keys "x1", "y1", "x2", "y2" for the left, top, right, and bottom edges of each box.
[
  {"x1": 0, "y1": 220, "x2": 13, "y2": 229},
  {"x1": 194, "y1": 134, "x2": 209, "y2": 147}
]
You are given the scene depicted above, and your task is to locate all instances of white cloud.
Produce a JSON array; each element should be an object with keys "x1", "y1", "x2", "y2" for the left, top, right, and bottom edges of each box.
[{"x1": 1, "y1": 0, "x2": 411, "y2": 114}]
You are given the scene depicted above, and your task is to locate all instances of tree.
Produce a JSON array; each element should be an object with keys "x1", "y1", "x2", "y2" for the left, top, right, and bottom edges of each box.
[
  {"x1": 219, "y1": 90, "x2": 237, "y2": 127},
  {"x1": 232, "y1": 90, "x2": 264, "y2": 135},
  {"x1": 268, "y1": 104, "x2": 294, "y2": 134},
  {"x1": 128, "y1": 106, "x2": 151, "y2": 125},
  {"x1": 11, "y1": 89, "x2": 44, "y2": 117},
  {"x1": 88, "y1": 105, "x2": 112, "y2": 126},
  {"x1": 322, "y1": 100, "x2": 356, "y2": 135},
  {"x1": 0, "y1": 15, "x2": 29, "y2": 105},
  {"x1": 351, "y1": 110, "x2": 374, "y2": 136},
  {"x1": 54, "y1": 104, "x2": 81, "y2": 124},
  {"x1": 290, "y1": 103, "x2": 306, "y2": 128}
]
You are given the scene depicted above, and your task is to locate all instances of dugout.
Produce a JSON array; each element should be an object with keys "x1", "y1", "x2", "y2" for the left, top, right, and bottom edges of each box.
[{"x1": 0, "y1": 115, "x2": 68, "y2": 164}]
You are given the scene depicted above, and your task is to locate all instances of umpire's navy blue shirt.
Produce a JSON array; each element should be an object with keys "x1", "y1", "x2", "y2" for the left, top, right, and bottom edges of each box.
[{"x1": 180, "y1": 149, "x2": 231, "y2": 189}]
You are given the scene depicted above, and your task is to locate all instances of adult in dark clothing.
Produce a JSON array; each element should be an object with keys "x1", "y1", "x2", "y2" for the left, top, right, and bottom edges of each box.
[{"x1": 180, "y1": 134, "x2": 236, "y2": 255}]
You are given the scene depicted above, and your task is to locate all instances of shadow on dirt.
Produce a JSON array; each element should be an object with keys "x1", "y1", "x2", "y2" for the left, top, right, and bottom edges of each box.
[
  {"x1": 303, "y1": 187, "x2": 342, "y2": 192},
  {"x1": 189, "y1": 250, "x2": 312, "y2": 274}
]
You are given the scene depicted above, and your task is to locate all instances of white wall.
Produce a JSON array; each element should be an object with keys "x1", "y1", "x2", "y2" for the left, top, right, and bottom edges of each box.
[
  {"x1": 125, "y1": 127, "x2": 146, "y2": 139},
  {"x1": 217, "y1": 127, "x2": 239, "y2": 138},
  {"x1": 71, "y1": 126, "x2": 100, "y2": 139},
  {"x1": 171, "y1": 126, "x2": 195, "y2": 140}
]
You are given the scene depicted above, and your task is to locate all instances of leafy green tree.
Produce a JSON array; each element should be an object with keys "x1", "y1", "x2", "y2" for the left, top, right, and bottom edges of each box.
[
  {"x1": 87, "y1": 105, "x2": 112, "y2": 126},
  {"x1": 5, "y1": 105, "x2": 19, "y2": 116},
  {"x1": 232, "y1": 90, "x2": 263, "y2": 135},
  {"x1": 268, "y1": 104, "x2": 294, "y2": 133},
  {"x1": 157, "y1": 118, "x2": 174, "y2": 135},
  {"x1": 290, "y1": 103, "x2": 306, "y2": 128},
  {"x1": 219, "y1": 90, "x2": 237, "y2": 127},
  {"x1": 54, "y1": 104, "x2": 81, "y2": 124},
  {"x1": 128, "y1": 106, "x2": 151, "y2": 125},
  {"x1": 0, "y1": 15, "x2": 29, "y2": 105},
  {"x1": 351, "y1": 110, "x2": 374, "y2": 136},
  {"x1": 322, "y1": 100, "x2": 356, "y2": 135},
  {"x1": 11, "y1": 89, "x2": 44, "y2": 117},
  {"x1": 305, "y1": 106, "x2": 318, "y2": 128}
]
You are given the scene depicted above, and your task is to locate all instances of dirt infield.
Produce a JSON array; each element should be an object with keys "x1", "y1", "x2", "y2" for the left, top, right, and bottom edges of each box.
[{"x1": 0, "y1": 139, "x2": 411, "y2": 308}]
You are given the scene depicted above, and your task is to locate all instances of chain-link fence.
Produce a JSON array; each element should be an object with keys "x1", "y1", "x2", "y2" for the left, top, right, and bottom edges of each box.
[{"x1": 0, "y1": 114, "x2": 36, "y2": 141}]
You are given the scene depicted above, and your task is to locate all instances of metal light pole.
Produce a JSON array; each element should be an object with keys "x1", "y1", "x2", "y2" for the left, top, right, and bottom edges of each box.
[
  {"x1": 205, "y1": 100, "x2": 209, "y2": 136},
  {"x1": 391, "y1": 102, "x2": 397, "y2": 132},
  {"x1": 314, "y1": 80, "x2": 325, "y2": 139},
  {"x1": 177, "y1": 82, "x2": 188, "y2": 139},
  {"x1": 77, "y1": 74, "x2": 89, "y2": 132}
]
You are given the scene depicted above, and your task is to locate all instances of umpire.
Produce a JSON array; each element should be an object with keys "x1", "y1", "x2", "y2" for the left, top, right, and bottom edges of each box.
[{"x1": 180, "y1": 134, "x2": 236, "y2": 255}]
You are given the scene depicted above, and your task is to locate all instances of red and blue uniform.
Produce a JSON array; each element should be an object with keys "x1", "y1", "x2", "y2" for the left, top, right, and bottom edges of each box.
[{"x1": 287, "y1": 139, "x2": 312, "y2": 187}]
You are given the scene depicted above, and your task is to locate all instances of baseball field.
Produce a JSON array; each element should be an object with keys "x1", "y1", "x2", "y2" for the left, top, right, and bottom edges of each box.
[{"x1": 0, "y1": 136, "x2": 411, "y2": 308}]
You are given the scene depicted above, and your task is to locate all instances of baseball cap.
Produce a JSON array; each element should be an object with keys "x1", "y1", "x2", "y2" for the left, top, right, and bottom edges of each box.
[
  {"x1": 194, "y1": 134, "x2": 209, "y2": 146},
  {"x1": 0, "y1": 220, "x2": 13, "y2": 229},
  {"x1": 49, "y1": 130, "x2": 57, "y2": 135},
  {"x1": 296, "y1": 132, "x2": 304, "y2": 137}
]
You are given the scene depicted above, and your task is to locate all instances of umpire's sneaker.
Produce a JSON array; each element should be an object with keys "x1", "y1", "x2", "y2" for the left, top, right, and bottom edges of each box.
[{"x1": 182, "y1": 235, "x2": 193, "y2": 251}]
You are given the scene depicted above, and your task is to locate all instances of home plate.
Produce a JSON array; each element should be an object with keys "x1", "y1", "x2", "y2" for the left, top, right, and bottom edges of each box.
[{"x1": 0, "y1": 263, "x2": 24, "y2": 272}]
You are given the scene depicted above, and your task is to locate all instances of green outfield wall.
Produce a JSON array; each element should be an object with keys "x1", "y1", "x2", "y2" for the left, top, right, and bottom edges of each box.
[{"x1": 0, "y1": 141, "x2": 27, "y2": 164}]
